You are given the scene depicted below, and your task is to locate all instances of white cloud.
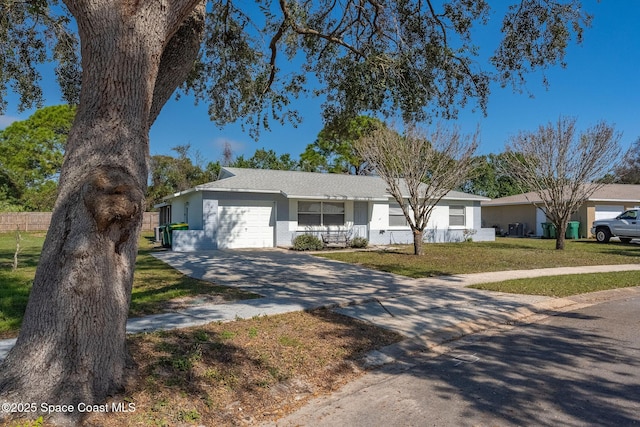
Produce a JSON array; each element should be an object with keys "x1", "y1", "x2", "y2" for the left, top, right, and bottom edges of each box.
[
  {"x1": 212, "y1": 137, "x2": 246, "y2": 157},
  {"x1": 0, "y1": 115, "x2": 20, "y2": 129}
]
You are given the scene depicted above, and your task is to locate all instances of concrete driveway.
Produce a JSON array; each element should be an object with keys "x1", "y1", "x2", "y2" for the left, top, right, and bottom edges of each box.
[
  {"x1": 150, "y1": 249, "x2": 637, "y2": 343},
  {"x1": 2, "y1": 250, "x2": 638, "y2": 362}
]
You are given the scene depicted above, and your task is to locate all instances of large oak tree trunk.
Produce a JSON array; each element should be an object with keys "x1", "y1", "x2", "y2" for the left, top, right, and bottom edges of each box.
[{"x1": 0, "y1": 1, "x2": 204, "y2": 423}]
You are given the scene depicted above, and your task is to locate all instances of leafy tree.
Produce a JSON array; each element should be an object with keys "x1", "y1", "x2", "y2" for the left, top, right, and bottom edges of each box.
[
  {"x1": 0, "y1": 105, "x2": 75, "y2": 210},
  {"x1": 460, "y1": 153, "x2": 530, "y2": 198},
  {"x1": 0, "y1": 169, "x2": 21, "y2": 211},
  {"x1": 356, "y1": 124, "x2": 478, "y2": 255},
  {"x1": 0, "y1": 0, "x2": 592, "y2": 420},
  {"x1": 146, "y1": 144, "x2": 214, "y2": 207},
  {"x1": 299, "y1": 116, "x2": 382, "y2": 174},
  {"x1": 231, "y1": 148, "x2": 297, "y2": 170},
  {"x1": 504, "y1": 117, "x2": 621, "y2": 250},
  {"x1": 613, "y1": 137, "x2": 640, "y2": 184},
  {"x1": 205, "y1": 160, "x2": 222, "y2": 180},
  {"x1": 21, "y1": 181, "x2": 60, "y2": 212}
]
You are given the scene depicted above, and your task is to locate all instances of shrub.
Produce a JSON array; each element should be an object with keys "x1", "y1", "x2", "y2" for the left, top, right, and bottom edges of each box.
[
  {"x1": 463, "y1": 228, "x2": 477, "y2": 242},
  {"x1": 292, "y1": 234, "x2": 323, "y2": 251},
  {"x1": 349, "y1": 236, "x2": 368, "y2": 248}
]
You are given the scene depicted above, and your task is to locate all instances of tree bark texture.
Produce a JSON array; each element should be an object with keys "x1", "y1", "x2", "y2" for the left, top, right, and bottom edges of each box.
[
  {"x1": 0, "y1": 0, "x2": 205, "y2": 422},
  {"x1": 413, "y1": 229, "x2": 424, "y2": 256},
  {"x1": 555, "y1": 221, "x2": 568, "y2": 250}
]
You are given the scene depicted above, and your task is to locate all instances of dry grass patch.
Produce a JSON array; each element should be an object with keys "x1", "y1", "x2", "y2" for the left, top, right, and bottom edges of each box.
[{"x1": 83, "y1": 310, "x2": 403, "y2": 427}]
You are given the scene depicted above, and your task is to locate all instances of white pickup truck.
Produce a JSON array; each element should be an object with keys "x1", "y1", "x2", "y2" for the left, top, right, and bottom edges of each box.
[{"x1": 591, "y1": 208, "x2": 640, "y2": 243}]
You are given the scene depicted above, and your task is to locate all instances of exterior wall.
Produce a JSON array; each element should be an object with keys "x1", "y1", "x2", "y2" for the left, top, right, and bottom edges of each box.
[
  {"x1": 172, "y1": 230, "x2": 216, "y2": 251},
  {"x1": 368, "y1": 199, "x2": 494, "y2": 245},
  {"x1": 482, "y1": 204, "x2": 538, "y2": 236},
  {"x1": 172, "y1": 191, "x2": 288, "y2": 251},
  {"x1": 172, "y1": 197, "x2": 219, "y2": 251},
  {"x1": 285, "y1": 199, "x2": 356, "y2": 245},
  {"x1": 484, "y1": 201, "x2": 639, "y2": 239},
  {"x1": 0, "y1": 211, "x2": 159, "y2": 232},
  {"x1": 171, "y1": 192, "x2": 494, "y2": 251},
  {"x1": 169, "y1": 191, "x2": 204, "y2": 229},
  {"x1": 575, "y1": 203, "x2": 591, "y2": 238}
]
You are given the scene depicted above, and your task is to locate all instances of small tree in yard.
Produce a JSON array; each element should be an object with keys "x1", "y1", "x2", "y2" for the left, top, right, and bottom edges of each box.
[
  {"x1": 356, "y1": 124, "x2": 478, "y2": 255},
  {"x1": 504, "y1": 117, "x2": 621, "y2": 250}
]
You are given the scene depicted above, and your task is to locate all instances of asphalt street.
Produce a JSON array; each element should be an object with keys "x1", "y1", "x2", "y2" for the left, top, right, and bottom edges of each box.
[{"x1": 272, "y1": 294, "x2": 640, "y2": 427}]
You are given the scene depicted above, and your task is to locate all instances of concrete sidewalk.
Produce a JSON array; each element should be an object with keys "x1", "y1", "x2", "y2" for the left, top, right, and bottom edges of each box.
[{"x1": 1, "y1": 250, "x2": 639, "y2": 361}]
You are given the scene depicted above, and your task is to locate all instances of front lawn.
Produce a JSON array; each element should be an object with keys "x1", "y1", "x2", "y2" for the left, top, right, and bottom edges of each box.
[
  {"x1": 0, "y1": 232, "x2": 258, "y2": 338},
  {"x1": 470, "y1": 270, "x2": 640, "y2": 297},
  {"x1": 85, "y1": 310, "x2": 402, "y2": 427},
  {"x1": 316, "y1": 238, "x2": 640, "y2": 278}
]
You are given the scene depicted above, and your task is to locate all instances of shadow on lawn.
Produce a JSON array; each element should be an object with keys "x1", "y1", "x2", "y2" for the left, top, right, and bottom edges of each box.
[
  {"x1": 0, "y1": 271, "x2": 30, "y2": 337},
  {"x1": 572, "y1": 239, "x2": 640, "y2": 258},
  {"x1": 0, "y1": 248, "x2": 41, "y2": 270},
  {"x1": 108, "y1": 310, "x2": 402, "y2": 427}
]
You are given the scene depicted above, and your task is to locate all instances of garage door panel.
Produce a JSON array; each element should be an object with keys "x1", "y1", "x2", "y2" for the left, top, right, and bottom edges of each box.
[
  {"x1": 217, "y1": 201, "x2": 275, "y2": 248},
  {"x1": 595, "y1": 205, "x2": 624, "y2": 221}
]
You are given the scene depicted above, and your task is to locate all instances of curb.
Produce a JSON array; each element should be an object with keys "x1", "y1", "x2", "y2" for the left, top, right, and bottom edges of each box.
[{"x1": 362, "y1": 286, "x2": 640, "y2": 369}]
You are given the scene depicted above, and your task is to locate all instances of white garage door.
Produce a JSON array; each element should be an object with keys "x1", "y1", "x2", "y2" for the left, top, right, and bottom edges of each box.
[
  {"x1": 595, "y1": 205, "x2": 624, "y2": 221},
  {"x1": 217, "y1": 200, "x2": 275, "y2": 249}
]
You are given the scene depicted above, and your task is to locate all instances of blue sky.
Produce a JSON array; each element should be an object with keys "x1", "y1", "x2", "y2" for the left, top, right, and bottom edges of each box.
[{"x1": 1, "y1": 1, "x2": 638, "y2": 164}]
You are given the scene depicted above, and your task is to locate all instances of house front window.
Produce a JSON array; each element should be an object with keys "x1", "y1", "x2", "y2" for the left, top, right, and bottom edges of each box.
[
  {"x1": 298, "y1": 201, "x2": 345, "y2": 226},
  {"x1": 389, "y1": 202, "x2": 409, "y2": 227},
  {"x1": 449, "y1": 205, "x2": 465, "y2": 226}
]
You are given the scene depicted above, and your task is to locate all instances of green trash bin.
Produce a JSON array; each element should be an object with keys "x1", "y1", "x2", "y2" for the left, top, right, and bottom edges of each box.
[
  {"x1": 565, "y1": 221, "x2": 580, "y2": 239},
  {"x1": 165, "y1": 223, "x2": 189, "y2": 248},
  {"x1": 541, "y1": 222, "x2": 557, "y2": 239},
  {"x1": 170, "y1": 222, "x2": 189, "y2": 232},
  {"x1": 541, "y1": 223, "x2": 549, "y2": 238},
  {"x1": 160, "y1": 224, "x2": 170, "y2": 248}
]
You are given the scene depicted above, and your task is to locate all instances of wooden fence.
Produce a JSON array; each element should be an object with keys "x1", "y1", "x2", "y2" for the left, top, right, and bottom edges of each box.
[{"x1": 0, "y1": 212, "x2": 159, "y2": 233}]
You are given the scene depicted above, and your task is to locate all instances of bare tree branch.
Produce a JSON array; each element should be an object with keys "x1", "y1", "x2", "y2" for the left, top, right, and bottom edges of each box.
[
  {"x1": 355, "y1": 123, "x2": 478, "y2": 255},
  {"x1": 504, "y1": 116, "x2": 622, "y2": 249},
  {"x1": 277, "y1": 0, "x2": 365, "y2": 57}
]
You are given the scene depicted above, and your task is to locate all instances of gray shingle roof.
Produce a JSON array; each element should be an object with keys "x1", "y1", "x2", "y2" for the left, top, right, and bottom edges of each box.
[
  {"x1": 165, "y1": 167, "x2": 489, "y2": 201},
  {"x1": 482, "y1": 184, "x2": 640, "y2": 206}
]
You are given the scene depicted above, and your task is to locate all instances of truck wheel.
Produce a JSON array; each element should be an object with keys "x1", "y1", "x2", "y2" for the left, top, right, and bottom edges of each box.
[
  {"x1": 595, "y1": 228, "x2": 611, "y2": 243},
  {"x1": 620, "y1": 238, "x2": 632, "y2": 244}
]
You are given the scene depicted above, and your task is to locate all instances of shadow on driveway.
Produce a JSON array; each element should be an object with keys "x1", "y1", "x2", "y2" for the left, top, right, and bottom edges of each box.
[{"x1": 151, "y1": 250, "x2": 550, "y2": 339}]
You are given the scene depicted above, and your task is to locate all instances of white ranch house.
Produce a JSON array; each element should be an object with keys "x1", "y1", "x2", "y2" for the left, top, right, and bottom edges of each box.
[{"x1": 158, "y1": 167, "x2": 495, "y2": 251}]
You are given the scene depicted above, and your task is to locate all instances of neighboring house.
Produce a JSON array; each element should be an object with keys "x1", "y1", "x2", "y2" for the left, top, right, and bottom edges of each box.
[
  {"x1": 157, "y1": 167, "x2": 495, "y2": 251},
  {"x1": 482, "y1": 184, "x2": 640, "y2": 238}
]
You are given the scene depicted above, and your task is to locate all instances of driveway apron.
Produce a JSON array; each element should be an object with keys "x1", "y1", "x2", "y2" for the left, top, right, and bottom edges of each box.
[{"x1": 149, "y1": 249, "x2": 554, "y2": 339}]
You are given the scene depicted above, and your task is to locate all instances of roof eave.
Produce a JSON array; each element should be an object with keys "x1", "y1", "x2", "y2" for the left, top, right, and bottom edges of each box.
[
  {"x1": 285, "y1": 193, "x2": 388, "y2": 201},
  {"x1": 162, "y1": 187, "x2": 197, "y2": 200}
]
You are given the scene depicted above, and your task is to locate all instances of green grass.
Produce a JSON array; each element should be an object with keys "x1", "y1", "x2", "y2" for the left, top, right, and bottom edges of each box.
[
  {"x1": 470, "y1": 270, "x2": 640, "y2": 297},
  {"x1": 131, "y1": 236, "x2": 258, "y2": 317},
  {"x1": 0, "y1": 231, "x2": 44, "y2": 338},
  {"x1": 317, "y1": 238, "x2": 640, "y2": 278},
  {"x1": 0, "y1": 232, "x2": 258, "y2": 337}
]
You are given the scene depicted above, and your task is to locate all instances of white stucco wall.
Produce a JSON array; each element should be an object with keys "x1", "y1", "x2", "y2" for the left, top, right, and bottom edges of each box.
[
  {"x1": 170, "y1": 192, "x2": 493, "y2": 251},
  {"x1": 368, "y1": 199, "x2": 493, "y2": 244},
  {"x1": 170, "y1": 191, "x2": 203, "y2": 228}
]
